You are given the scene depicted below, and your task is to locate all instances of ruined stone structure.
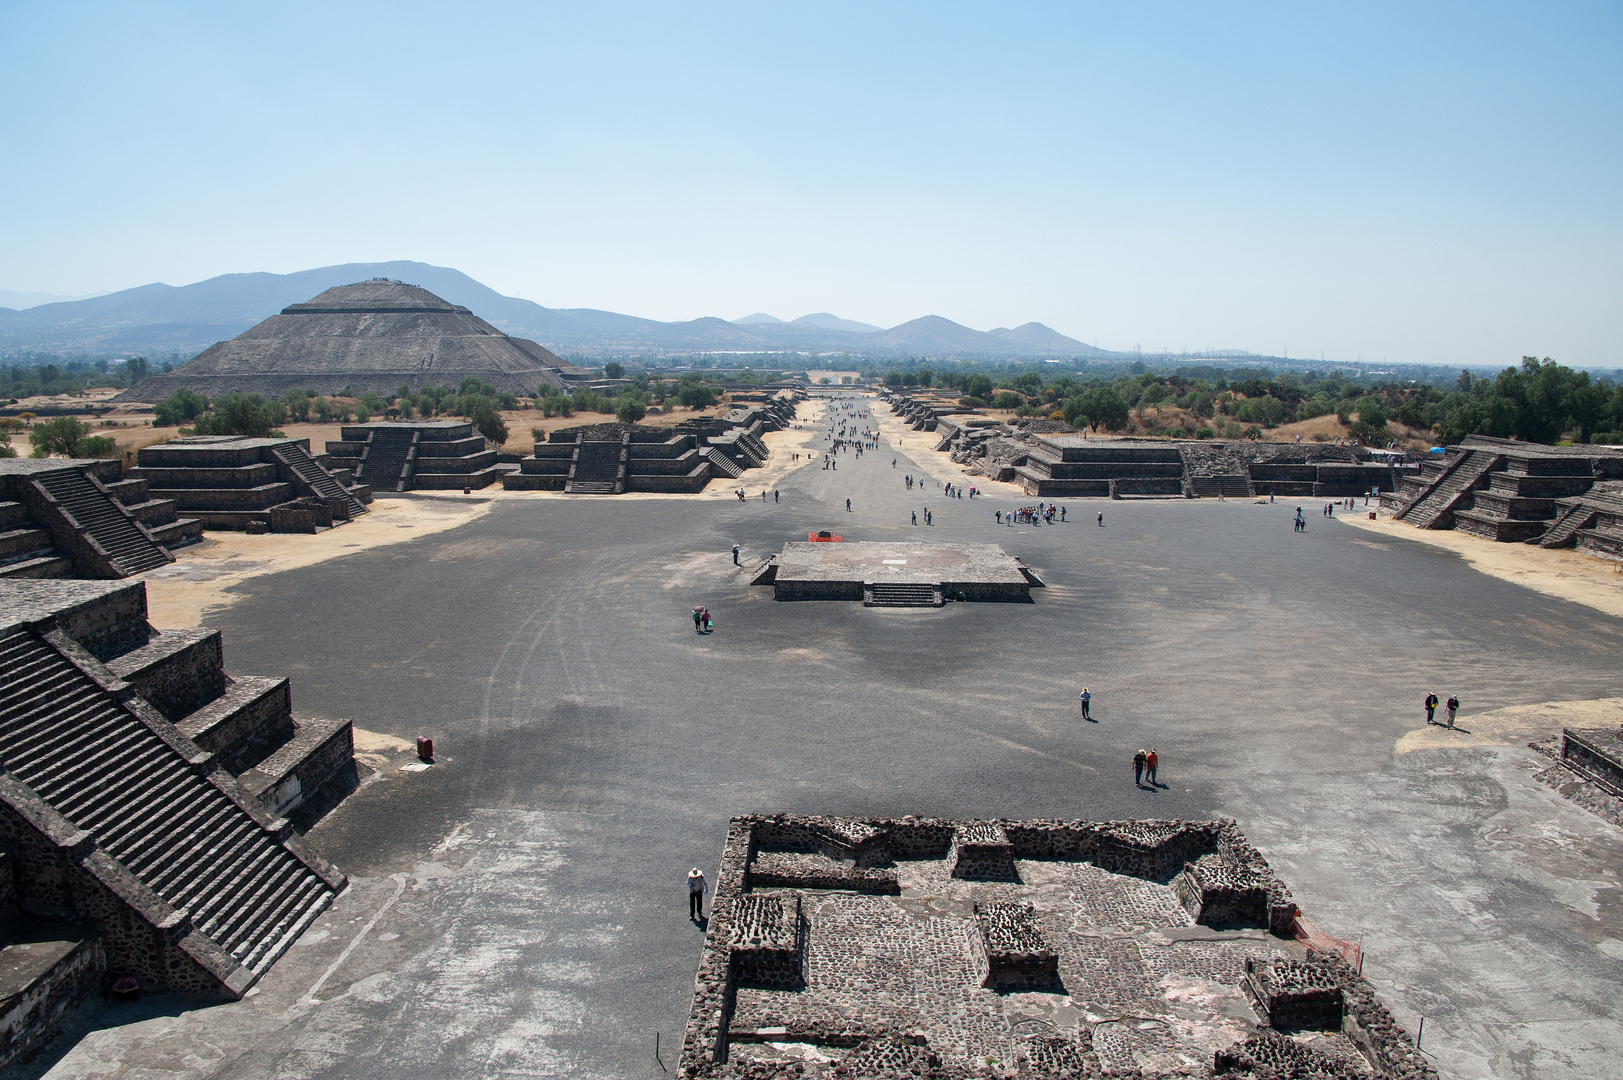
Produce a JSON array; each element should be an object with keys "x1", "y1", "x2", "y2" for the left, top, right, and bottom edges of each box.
[
  {"x1": 324, "y1": 420, "x2": 503, "y2": 492},
  {"x1": 912, "y1": 403, "x2": 1410, "y2": 500},
  {"x1": 116, "y1": 279, "x2": 589, "y2": 402},
  {"x1": 681, "y1": 814, "x2": 1435, "y2": 1079},
  {"x1": 1381, "y1": 435, "x2": 1623, "y2": 558},
  {"x1": 0, "y1": 578, "x2": 354, "y2": 1062},
  {"x1": 130, "y1": 436, "x2": 370, "y2": 531},
  {"x1": 1, "y1": 459, "x2": 198, "y2": 580},
  {"x1": 503, "y1": 400, "x2": 797, "y2": 494},
  {"x1": 752, "y1": 541, "x2": 1041, "y2": 605}
]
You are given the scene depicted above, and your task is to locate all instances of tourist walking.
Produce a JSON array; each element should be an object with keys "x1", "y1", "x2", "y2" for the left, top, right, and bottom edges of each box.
[
  {"x1": 1424, "y1": 692, "x2": 1439, "y2": 724},
  {"x1": 912, "y1": 511, "x2": 917, "y2": 525},
  {"x1": 1097, "y1": 512, "x2": 1104, "y2": 527},
  {"x1": 1133, "y1": 749, "x2": 1147, "y2": 786},
  {"x1": 1079, "y1": 687, "x2": 1091, "y2": 720},
  {"x1": 846, "y1": 498, "x2": 852, "y2": 512},
  {"x1": 1446, "y1": 695, "x2": 1459, "y2": 729},
  {"x1": 701, "y1": 608, "x2": 712, "y2": 632},
  {"x1": 692, "y1": 607, "x2": 703, "y2": 633},
  {"x1": 1146, "y1": 748, "x2": 1158, "y2": 785},
  {"x1": 688, "y1": 868, "x2": 707, "y2": 920},
  {"x1": 732, "y1": 544, "x2": 740, "y2": 565}
]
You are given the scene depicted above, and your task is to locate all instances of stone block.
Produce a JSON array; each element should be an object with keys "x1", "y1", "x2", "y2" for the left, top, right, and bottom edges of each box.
[
  {"x1": 1243, "y1": 957, "x2": 1345, "y2": 1030},
  {"x1": 949, "y1": 822, "x2": 1018, "y2": 880}
]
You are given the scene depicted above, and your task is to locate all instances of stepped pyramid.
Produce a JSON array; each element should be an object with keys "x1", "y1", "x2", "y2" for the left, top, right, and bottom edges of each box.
[
  {"x1": 0, "y1": 578, "x2": 352, "y2": 1017},
  {"x1": 118, "y1": 278, "x2": 589, "y2": 402}
]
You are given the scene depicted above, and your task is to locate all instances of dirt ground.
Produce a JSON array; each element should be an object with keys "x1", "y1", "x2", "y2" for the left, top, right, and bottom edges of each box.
[
  {"x1": 137, "y1": 496, "x2": 504, "y2": 628},
  {"x1": 1343, "y1": 511, "x2": 1623, "y2": 620},
  {"x1": 1394, "y1": 696, "x2": 1623, "y2": 754}
]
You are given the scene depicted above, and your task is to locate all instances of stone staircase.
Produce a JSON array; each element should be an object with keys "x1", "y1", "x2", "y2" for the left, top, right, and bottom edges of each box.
[
  {"x1": 0, "y1": 626, "x2": 337, "y2": 981},
  {"x1": 1393, "y1": 449, "x2": 1501, "y2": 529},
  {"x1": 357, "y1": 428, "x2": 418, "y2": 492},
  {"x1": 705, "y1": 448, "x2": 743, "y2": 479},
  {"x1": 1187, "y1": 474, "x2": 1252, "y2": 498},
  {"x1": 1531, "y1": 502, "x2": 1598, "y2": 548},
  {"x1": 566, "y1": 435, "x2": 626, "y2": 494},
  {"x1": 271, "y1": 442, "x2": 368, "y2": 519},
  {"x1": 864, "y1": 582, "x2": 941, "y2": 607},
  {"x1": 29, "y1": 469, "x2": 171, "y2": 575}
]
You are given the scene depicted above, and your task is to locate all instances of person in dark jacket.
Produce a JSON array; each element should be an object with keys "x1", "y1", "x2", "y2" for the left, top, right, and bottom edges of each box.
[{"x1": 1133, "y1": 749, "x2": 1147, "y2": 786}]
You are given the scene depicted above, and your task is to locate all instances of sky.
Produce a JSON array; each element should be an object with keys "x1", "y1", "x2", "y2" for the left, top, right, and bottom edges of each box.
[{"x1": 1, "y1": 1, "x2": 1619, "y2": 368}]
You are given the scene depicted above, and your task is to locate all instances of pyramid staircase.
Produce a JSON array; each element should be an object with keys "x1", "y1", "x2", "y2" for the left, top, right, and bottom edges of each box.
[
  {"x1": 864, "y1": 582, "x2": 942, "y2": 607},
  {"x1": 0, "y1": 627, "x2": 341, "y2": 994},
  {"x1": 28, "y1": 469, "x2": 171, "y2": 576},
  {"x1": 1392, "y1": 449, "x2": 1501, "y2": 529},
  {"x1": 1187, "y1": 474, "x2": 1252, "y2": 499},
  {"x1": 357, "y1": 428, "x2": 418, "y2": 492},
  {"x1": 0, "y1": 579, "x2": 351, "y2": 999},
  {"x1": 566, "y1": 433, "x2": 627, "y2": 494},
  {"x1": 705, "y1": 448, "x2": 743, "y2": 480},
  {"x1": 272, "y1": 442, "x2": 368, "y2": 519}
]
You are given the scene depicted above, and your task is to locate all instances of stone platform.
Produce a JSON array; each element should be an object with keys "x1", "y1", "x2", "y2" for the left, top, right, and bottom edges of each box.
[
  {"x1": 681, "y1": 815, "x2": 1435, "y2": 1079},
  {"x1": 751, "y1": 540, "x2": 1039, "y2": 605}
]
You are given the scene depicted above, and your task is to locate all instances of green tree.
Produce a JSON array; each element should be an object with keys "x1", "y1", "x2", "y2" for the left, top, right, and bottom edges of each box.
[
  {"x1": 188, "y1": 393, "x2": 283, "y2": 437},
  {"x1": 153, "y1": 389, "x2": 209, "y2": 427},
  {"x1": 30, "y1": 416, "x2": 86, "y2": 455},
  {"x1": 467, "y1": 398, "x2": 508, "y2": 445},
  {"x1": 1062, "y1": 387, "x2": 1129, "y2": 431},
  {"x1": 603, "y1": 362, "x2": 625, "y2": 379},
  {"x1": 615, "y1": 391, "x2": 648, "y2": 424}
]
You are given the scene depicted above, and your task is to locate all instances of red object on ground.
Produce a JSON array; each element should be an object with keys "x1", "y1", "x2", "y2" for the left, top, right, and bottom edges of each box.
[
  {"x1": 1368, "y1": 512, "x2": 1377, "y2": 520},
  {"x1": 1293, "y1": 914, "x2": 1362, "y2": 970},
  {"x1": 807, "y1": 531, "x2": 843, "y2": 542},
  {"x1": 416, "y1": 737, "x2": 434, "y2": 761}
]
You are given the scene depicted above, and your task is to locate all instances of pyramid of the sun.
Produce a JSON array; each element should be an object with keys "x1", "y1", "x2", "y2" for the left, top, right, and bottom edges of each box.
[{"x1": 118, "y1": 279, "x2": 587, "y2": 402}]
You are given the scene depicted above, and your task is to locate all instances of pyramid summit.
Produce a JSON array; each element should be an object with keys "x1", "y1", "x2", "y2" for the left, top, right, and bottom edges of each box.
[{"x1": 117, "y1": 278, "x2": 587, "y2": 402}]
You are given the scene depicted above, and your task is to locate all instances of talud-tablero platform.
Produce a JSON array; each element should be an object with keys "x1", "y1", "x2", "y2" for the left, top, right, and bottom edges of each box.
[{"x1": 751, "y1": 540, "x2": 1041, "y2": 606}]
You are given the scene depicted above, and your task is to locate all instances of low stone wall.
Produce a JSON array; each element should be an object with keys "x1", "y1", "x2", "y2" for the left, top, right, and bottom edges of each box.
[
  {"x1": 1561, "y1": 728, "x2": 1623, "y2": 795},
  {"x1": 0, "y1": 930, "x2": 104, "y2": 1070}
]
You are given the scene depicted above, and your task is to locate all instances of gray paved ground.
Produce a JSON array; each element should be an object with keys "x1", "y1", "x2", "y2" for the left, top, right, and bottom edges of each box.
[{"x1": 28, "y1": 399, "x2": 1623, "y2": 1080}]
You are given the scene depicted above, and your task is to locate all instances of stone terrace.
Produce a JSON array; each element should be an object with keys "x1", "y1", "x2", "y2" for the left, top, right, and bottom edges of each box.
[{"x1": 682, "y1": 815, "x2": 1435, "y2": 1079}]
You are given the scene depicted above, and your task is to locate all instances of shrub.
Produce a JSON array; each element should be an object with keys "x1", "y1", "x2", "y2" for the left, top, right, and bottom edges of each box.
[
  {"x1": 677, "y1": 384, "x2": 717, "y2": 409},
  {"x1": 603, "y1": 362, "x2": 625, "y2": 379},
  {"x1": 1195, "y1": 427, "x2": 1214, "y2": 439},
  {"x1": 0, "y1": 442, "x2": 14, "y2": 458},
  {"x1": 990, "y1": 391, "x2": 1025, "y2": 410},
  {"x1": 153, "y1": 389, "x2": 209, "y2": 427},
  {"x1": 615, "y1": 393, "x2": 648, "y2": 424},
  {"x1": 1165, "y1": 427, "x2": 1189, "y2": 439},
  {"x1": 958, "y1": 396, "x2": 986, "y2": 408},
  {"x1": 186, "y1": 394, "x2": 285, "y2": 438}
]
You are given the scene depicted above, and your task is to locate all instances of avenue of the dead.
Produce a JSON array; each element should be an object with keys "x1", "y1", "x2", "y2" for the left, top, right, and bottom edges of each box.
[{"x1": 2, "y1": 392, "x2": 1620, "y2": 1080}]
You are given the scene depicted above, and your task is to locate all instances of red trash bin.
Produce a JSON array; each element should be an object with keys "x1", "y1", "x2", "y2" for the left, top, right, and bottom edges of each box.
[{"x1": 416, "y1": 737, "x2": 434, "y2": 761}]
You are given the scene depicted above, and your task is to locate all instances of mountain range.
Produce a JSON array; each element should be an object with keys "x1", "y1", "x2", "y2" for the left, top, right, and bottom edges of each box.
[{"x1": 0, "y1": 261, "x2": 1110, "y2": 361}]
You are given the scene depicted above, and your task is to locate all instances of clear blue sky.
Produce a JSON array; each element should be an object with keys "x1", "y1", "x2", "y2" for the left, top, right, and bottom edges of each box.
[{"x1": 2, "y1": 2, "x2": 1619, "y2": 368}]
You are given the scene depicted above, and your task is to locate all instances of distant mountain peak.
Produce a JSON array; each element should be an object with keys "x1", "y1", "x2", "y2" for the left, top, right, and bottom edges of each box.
[
  {"x1": 732, "y1": 313, "x2": 785, "y2": 325},
  {"x1": 792, "y1": 312, "x2": 883, "y2": 334}
]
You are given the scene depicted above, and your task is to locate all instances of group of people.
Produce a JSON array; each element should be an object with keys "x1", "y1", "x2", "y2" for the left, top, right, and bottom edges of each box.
[
  {"x1": 690, "y1": 606, "x2": 714, "y2": 633},
  {"x1": 1424, "y1": 692, "x2": 1461, "y2": 729},
  {"x1": 943, "y1": 482, "x2": 974, "y2": 499},
  {"x1": 999, "y1": 504, "x2": 1066, "y2": 525}
]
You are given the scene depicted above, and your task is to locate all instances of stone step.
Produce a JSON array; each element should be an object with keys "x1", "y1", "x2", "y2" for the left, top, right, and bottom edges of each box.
[
  {"x1": 867, "y1": 582, "x2": 942, "y2": 607},
  {"x1": 0, "y1": 554, "x2": 72, "y2": 579},
  {"x1": 30, "y1": 469, "x2": 171, "y2": 574},
  {"x1": 0, "y1": 527, "x2": 55, "y2": 562},
  {"x1": 0, "y1": 501, "x2": 31, "y2": 530}
]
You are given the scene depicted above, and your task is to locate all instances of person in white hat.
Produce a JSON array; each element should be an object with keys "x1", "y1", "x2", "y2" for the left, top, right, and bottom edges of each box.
[{"x1": 688, "y1": 868, "x2": 708, "y2": 921}]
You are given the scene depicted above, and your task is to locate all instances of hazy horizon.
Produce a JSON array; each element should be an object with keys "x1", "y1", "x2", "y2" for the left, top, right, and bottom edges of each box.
[{"x1": 2, "y1": 2, "x2": 1618, "y2": 367}]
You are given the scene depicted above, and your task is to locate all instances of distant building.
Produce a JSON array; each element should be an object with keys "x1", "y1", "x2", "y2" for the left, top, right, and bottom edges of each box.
[{"x1": 116, "y1": 279, "x2": 589, "y2": 403}]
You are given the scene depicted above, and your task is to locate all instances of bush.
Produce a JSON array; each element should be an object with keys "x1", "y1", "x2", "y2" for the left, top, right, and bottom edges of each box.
[
  {"x1": 603, "y1": 362, "x2": 625, "y2": 379},
  {"x1": 990, "y1": 391, "x2": 1024, "y2": 410},
  {"x1": 1195, "y1": 427, "x2": 1214, "y2": 439},
  {"x1": 677, "y1": 384, "x2": 717, "y2": 410},
  {"x1": 1164, "y1": 427, "x2": 1189, "y2": 439},
  {"x1": 0, "y1": 442, "x2": 14, "y2": 458},
  {"x1": 186, "y1": 394, "x2": 285, "y2": 438},
  {"x1": 1590, "y1": 431, "x2": 1623, "y2": 445},
  {"x1": 466, "y1": 398, "x2": 508, "y2": 445},
  {"x1": 615, "y1": 393, "x2": 648, "y2": 424},
  {"x1": 958, "y1": 396, "x2": 986, "y2": 408},
  {"x1": 153, "y1": 389, "x2": 209, "y2": 427}
]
